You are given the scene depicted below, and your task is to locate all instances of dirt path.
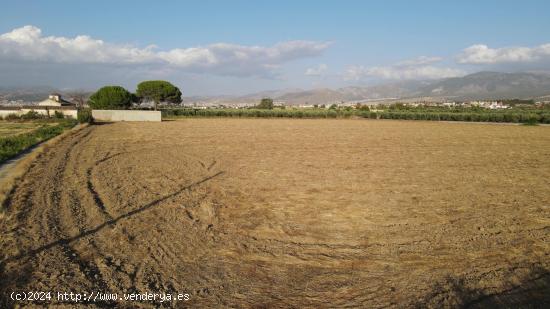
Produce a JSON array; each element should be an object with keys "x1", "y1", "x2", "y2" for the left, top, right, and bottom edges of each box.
[{"x1": 0, "y1": 119, "x2": 549, "y2": 308}]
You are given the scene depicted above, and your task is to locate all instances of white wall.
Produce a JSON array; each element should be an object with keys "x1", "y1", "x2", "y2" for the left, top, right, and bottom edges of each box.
[
  {"x1": 0, "y1": 110, "x2": 21, "y2": 118},
  {"x1": 92, "y1": 110, "x2": 161, "y2": 122}
]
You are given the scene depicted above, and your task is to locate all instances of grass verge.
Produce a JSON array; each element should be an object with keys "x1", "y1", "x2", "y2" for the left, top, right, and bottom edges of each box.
[
  {"x1": 0, "y1": 119, "x2": 77, "y2": 164},
  {"x1": 0, "y1": 122, "x2": 87, "y2": 217}
]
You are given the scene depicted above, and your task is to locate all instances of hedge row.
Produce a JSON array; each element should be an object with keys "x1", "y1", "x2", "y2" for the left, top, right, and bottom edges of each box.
[
  {"x1": 376, "y1": 112, "x2": 549, "y2": 123},
  {"x1": 162, "y1": 108, "x2": 550, "y2": 124},
  {"x1": 0, "y1": 120, "x2": 77, "y2": 163},
  {"x1": 162, "y1": 108, "x2": 359, "y2": 118}
]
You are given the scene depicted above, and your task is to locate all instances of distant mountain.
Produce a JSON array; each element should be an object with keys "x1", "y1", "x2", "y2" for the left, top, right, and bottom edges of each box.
[
  {"x1": 0, "y1": 86, "x2": 59, "y2": 101},
  {"x1": 338, "y1": 80, "x2": 430, "y2": 101},
  {"x1": 418, "y1": 71, "x2": 550, "y2": 100},
  {"x1": 271, "y1": 72, "x2": 550, "y2": 104},
  {"x1": 277, "y1": 88, "x2": 344, "y2": 105},
  {"x1": 180, "y1": 88, "x2": 305, "y2": 106},
  {"x1": 270, "y1": 81, "x2": 428, "y2": 105},
  {"x1": 3, "y1": 71, "x2": 550, "y2": 105},
  {"x1": 239, "y1": 88, "x2": 304, "y2": 100}
]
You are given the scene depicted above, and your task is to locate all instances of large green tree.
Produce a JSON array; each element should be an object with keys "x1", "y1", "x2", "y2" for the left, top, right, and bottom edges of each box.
[
  {"x1": 256, "y1": 98, "x2": 274, "y2": 109},
  {"x1": 89, "y1": 86, "x2": 133, "y2": 110},
  {"x1": 136, "y1": 80, "x2": 182, "y2": 110}
]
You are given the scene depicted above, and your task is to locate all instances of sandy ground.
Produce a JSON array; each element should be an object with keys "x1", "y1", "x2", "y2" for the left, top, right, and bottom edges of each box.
[{"x1": 0, "y1": 119, "x2": 549, "y2": 308}]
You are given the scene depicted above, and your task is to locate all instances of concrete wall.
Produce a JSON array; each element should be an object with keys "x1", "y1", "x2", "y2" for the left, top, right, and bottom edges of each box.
[
  {"x1": 0, "y1": 110, "x2": 20, "y2": 118},
  {"x1": 92, "y1": 110, "x2": 161, "y2": 122},
  {"x1": 60, "y1": 109, "x2": 78, "y2": 118}
]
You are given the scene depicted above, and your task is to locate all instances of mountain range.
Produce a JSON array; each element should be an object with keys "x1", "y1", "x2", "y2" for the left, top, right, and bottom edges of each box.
[
  {"x1": 2, "y1": 71, "x2": 550, "y2": 105},
  {"x1": 183, "y1": 72, "x2": 550, "y2": 106}
]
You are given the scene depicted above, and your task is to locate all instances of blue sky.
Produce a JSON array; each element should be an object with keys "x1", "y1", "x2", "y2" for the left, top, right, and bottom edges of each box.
[{"x1": 1, "y1": 0, "x2": 549, "y2": 95}]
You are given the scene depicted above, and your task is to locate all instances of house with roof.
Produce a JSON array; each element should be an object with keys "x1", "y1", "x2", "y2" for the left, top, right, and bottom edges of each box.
[
  {"x1": 0, "y1": 93, "x2": 78, "y2": 119},
  {"x1": 38, "y1": 93, "x2": 76, "y2": 107}
]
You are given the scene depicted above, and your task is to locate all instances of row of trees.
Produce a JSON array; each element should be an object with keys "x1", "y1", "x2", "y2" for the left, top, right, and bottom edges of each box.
[
  {"x1": 161, "y1": 107, "x2": 550, "y2": 124},
  {"x1": 88, "y1": 80, "x2": 182, "y2": 110},
  {"x1": 376, "y1": 111, "x2": 549, "y2": 123}
]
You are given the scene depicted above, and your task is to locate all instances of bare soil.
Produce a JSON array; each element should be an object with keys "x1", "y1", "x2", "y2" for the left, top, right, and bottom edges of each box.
[{"x1": 1, "y1": 119, "x2": 549, "y2": 308}]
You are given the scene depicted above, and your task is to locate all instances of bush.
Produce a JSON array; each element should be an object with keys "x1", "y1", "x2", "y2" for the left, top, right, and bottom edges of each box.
[
  {"x1": 89, "y1": 86, "x2": 133, "y2": 110},
  {"x1": 21, "y1": 111, "x2": 43, "y2": 120},
  {"x1": 520, "y1": 114, "x2": 540, "y2": 124},
  {"x1": 5, "y1": 113, "x2": 20, "y2": 120},
  {"x1": 158, "y1": 107, "x2": 547, "y2": 124},
  {"x1": 256, "y1": 98, "x2": 274, "y2": 109},
  {"x1": 77, "y1": 108, "x2": 93, "y2": 123},
  {"x1": 54, "y1": 110, "x2": 65, "y2": 119}
]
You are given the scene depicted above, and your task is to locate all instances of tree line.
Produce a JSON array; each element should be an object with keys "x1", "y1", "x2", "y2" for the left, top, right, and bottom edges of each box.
[
  {"x1": 88, "y1": 80, "x2": 182, "y2": 110},
  {"x1": 162, "y1": 107, "x2": 550, "y2": 124}
]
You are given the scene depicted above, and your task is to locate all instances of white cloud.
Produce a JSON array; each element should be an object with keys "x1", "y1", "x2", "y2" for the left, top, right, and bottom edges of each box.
[
  {"x1": 0, "y1": 25, "x2": 330, "y2": 78},
  {"x1": 344, "y1": 56, "x2": 464, "y2": 81},
  {"x1": 305, "y1": 63, "x2": 328, "y2": 76},
  {"x1": 0, "y1": 26, "x2": 158, "y2": 64},
  {"x1": 457, "y1": 43, "x2": 550, "y2": 64},
  {"x1": 396, "y1": 56, "x2": 442, "y2": 66}
]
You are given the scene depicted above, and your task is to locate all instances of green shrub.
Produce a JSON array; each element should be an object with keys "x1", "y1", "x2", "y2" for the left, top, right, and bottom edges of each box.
[
  {"x1": 77, "y1": 108, "x2": 93, "y2": 124},
  {"x1": 256, "y1": 98, "x2": 274, "y2": 109},
  {"x1": 5, "y1": 113, "x2": 20, "y2": 120},
  {"x1": 158, "y1": 107, "x2": 547, "y2": 124},
  {"x1": 21, "y1": 111, "x2": 43, "y2": 120},
  {"x1": 54, "y1": 110, "x2": 65, "y2": 119},
  {"x1": 469, "y1": 113, "x2": 480, "y2": 122},
  {"x1": 520, "y1": 114, "x2": 540, "y2": 124}
]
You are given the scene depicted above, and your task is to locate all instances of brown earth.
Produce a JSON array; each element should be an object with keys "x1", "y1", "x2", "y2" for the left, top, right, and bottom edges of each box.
[{"x1": 0, "y1": 119, "x2": 549, "y2": 308}]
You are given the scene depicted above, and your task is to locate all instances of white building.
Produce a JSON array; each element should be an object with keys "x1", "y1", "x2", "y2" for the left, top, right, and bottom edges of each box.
[
  {"x1": 38, "y1": 93, "x2": 75, "y2": 107},
  {"x1": 0, "y1": 93, "x2": 78, "y2": 119}
]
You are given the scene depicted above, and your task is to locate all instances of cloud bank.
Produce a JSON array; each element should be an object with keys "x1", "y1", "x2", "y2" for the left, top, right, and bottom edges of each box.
[
  {"x1": 457, "y1": 43, "x2": 550, "y2": 64},
  {"x1": 0, "y1": 25, "x2": 330, "y2": 78}
]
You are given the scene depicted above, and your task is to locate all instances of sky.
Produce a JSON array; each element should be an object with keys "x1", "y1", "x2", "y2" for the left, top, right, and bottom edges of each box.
[{"x1": 1, "y1": 0, "x2": 549, "y2": 96}]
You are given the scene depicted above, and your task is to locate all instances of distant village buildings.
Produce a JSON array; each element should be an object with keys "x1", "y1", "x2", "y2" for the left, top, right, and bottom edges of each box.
[{"x1": 0, "y1": 93, "x2": 78, "y2": 119}]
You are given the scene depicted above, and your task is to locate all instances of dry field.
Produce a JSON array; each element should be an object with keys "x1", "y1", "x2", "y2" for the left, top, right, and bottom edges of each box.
[{"x1": 0, "y1": 119, "x2": 549, "y2": 308}]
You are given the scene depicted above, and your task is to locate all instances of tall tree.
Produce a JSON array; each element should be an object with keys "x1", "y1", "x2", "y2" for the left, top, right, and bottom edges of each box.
[
  {"x1": 257, "y1": 98, "x2": 274, "y2": 109},
  {"x1": 136, "y1": 80, "x2": 182, "y2": 110},
  {"x1": 89, "y1": 86, "x2": 133, "y2": 110}
]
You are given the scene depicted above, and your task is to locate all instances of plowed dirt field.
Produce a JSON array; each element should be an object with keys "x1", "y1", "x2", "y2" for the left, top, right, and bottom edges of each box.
[{"x1": 1, "y1": 119, "x2": 549, "y2": 308}]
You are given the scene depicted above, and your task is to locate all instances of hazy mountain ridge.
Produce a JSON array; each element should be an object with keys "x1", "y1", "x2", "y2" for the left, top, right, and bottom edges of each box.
[
  {"x1": 274, "y1": 72, "x2": 550, "y2": 104},
  {"x1": 418, "y1": 72, "x2": 550, "y2": 100},
  {"x1": 0, "y1": 86, "x2": 60, "y2": 101},
  {"x1": 2, "y1": 72, "x2": 550, "y2": 105},
  {"x1": 225, "y1": 72, "x2": 550, "y2": 105}
]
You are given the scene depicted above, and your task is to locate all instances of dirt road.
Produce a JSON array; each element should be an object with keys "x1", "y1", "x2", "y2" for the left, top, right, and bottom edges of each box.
[{"x1": 1, "y1": 119, "x2": 549, "y2": 308}]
